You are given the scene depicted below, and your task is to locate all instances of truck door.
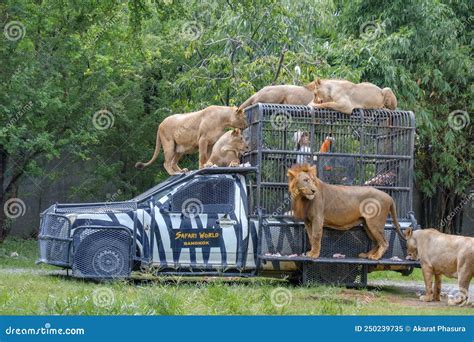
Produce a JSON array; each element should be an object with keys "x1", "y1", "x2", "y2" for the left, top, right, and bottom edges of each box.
[
  {"x1": 157, "y1": 175, "x2": 246, "y2": 268},
  {"x1": 133, "y1": 204, "x2": 152, "y2": 265}
]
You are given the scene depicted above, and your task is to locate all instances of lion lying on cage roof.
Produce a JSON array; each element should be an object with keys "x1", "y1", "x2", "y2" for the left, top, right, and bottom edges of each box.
[
  {"x1": 308, "y1": 78, "x2": 397, "y2": 115},
  {"x1": 238, "y1": 80, "x2": 318, "y2": 110},
  {"x1": 287, "y1": 163, "x2": 405, "y2": 260}
]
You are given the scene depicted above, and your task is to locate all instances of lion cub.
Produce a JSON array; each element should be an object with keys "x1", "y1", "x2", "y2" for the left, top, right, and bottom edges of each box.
[
  {"x1": 405, "y1": 228, "x2": 473, "y2": 306},
  {"x1": 204, "y1": 129, "x2": 248, "y2": 167}
]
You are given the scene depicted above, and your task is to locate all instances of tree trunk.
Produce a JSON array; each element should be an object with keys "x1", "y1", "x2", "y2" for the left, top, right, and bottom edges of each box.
[
  {"x1": 0, "y1": 145, "x2": 7, "y2": 242},
  {"x1": 420, "y1": 188, "x2": 462, "y2": 235},
  {"x1": 0, "y1": 146, "x2": 31, "y2": 242}
]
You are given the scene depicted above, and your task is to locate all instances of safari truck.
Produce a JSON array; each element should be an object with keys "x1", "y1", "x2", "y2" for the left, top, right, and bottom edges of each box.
[{"x1": 38, "y1": 104, "x2": 420, "y2": 286}]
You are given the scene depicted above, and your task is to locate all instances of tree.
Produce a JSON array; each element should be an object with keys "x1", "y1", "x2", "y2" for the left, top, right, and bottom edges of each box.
[{"x1": 1, "y1": 0, "x2": 471, "y2": 240}]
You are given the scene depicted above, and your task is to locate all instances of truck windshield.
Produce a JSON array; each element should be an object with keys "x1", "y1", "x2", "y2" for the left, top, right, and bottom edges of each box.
[{"x1": 132, "y1": 174, "x2": 185, "y2": 201}]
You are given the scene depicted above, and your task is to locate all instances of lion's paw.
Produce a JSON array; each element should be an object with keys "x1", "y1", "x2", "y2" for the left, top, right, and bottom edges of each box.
[
  {"x1": 228, "y1": 160, "x2": 240, "y2": 167},
  {"x1": 447, "y1": 298, "x2": 468, "y2": 306},
  {"x1": 448, "y1": 294, "x2": 468, "y2": 306},
  {"x1": 419, "y1": 294, "x2": 433, "y2": 302},
  {"x1": 306, "y1": 251, "x2": 320, "y2": 259}
]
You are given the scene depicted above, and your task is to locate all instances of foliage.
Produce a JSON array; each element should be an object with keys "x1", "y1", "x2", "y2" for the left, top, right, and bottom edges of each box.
[{"x1": 1, "y1": 0, "x2": 472, "y2": 237}]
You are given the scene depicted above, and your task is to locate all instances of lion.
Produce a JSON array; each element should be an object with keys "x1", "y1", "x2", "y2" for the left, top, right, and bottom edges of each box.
[
  {"x1": 238, "y1": 81, "x2": 317, "y2": 110},
  {"x1": 308, "y1": 78, "x2": 397, "y2": 115},
  {"x1": 203, "y1": 129, "x2": 248, "y2": 167},
  {"x1": 405, "y1": 228, "x2": 473, "y2": 306},
  {"x1": 287, "y1": 163, "x2": 404, "y2": 260},
  {"x1": 135, "y1": 106, "x2": 247, "y2": 175}
]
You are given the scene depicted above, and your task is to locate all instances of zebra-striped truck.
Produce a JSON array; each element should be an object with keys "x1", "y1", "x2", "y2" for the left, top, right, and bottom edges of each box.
[
  {"x1": 38, "y1": 168, "x2": 418, "y2": 286},
  {"x1": 38, "y1": 105, "x2": 420, "y2": 286}
]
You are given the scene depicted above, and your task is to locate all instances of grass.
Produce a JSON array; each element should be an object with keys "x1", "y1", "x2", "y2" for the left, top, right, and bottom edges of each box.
[
  {"x1": 0, "y1": 238, "x2": 471, "y2": 315},
  {"x1": 0, "y1": 238, "x2": 55, "y2": 269},
  {"x1": 369, "y1": 268, "x2": 457, "y2": 283}
]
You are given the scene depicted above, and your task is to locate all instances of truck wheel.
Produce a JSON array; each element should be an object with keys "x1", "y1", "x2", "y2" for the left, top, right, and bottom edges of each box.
[
  {"x1": 73, "y1": 230, "x2": 131, "y2": 278},
  {"x1": 287, "y1": 271, "x2": 303, "y2": 285}
]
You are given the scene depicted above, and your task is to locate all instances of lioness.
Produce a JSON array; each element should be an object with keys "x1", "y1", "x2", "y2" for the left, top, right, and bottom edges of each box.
[
  {"x1": 405, "y1": 228, "x2": 473, "y2": 306},
  {"x1": 287, "y1": 163, "x2": 404, "y2": 260},
  {"x1": 204, "y1": 129, "x2": 248, "y2": 167},
  {"x1": 308, "y1": 78, "x2": 397, "y2": 115},
  {"x1": 135, "y1": 106, "x2": 247, "y2": 175},
  {"x1": 238, "y1": 81, "x2": 317, "y2": 110}
]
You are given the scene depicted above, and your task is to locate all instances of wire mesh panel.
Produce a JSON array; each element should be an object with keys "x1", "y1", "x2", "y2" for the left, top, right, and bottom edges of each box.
[
  {"x1": 317, "y1": 155, "x2": 358, "y2": 185},
  {"x1": 41, "y1": 214, "x2": 70, "y2": 238},
  {"x1": 260, "y1": 223, "x2": 371, "y2": 286},
  {"x1": 38, "y1": 214, "x2": 71, "y2": 266},
  {"x1": 72, "y1": 227, "x2": 132, "y2": 278},
  {"x1": 303, "y1": 263, "x2": 368, "y2": 287},
  {"x1": 260, "y1": 222, "x2": 305, "y2": 255},
  {"x1": 303, "y1": 227, "x2": 369, "y2": 286},
  {"x1": 55, "y1": 202, "x2": 137, "y2": 214},
  {"x1": 381, "y1": 228, "x2": 409, "y2": 259},
  {"x1": 39, "y1": 238, "x2": 71, "y2": 266},
  {"x1": 317, "y1": 226, "x2": 371, "y2": 257},
  {"x1": 170, "y1": 176, "x2": 235, "y2": 214},
  {"x1": 260, "y1": 185, "x2": 292, "y2": 216}
]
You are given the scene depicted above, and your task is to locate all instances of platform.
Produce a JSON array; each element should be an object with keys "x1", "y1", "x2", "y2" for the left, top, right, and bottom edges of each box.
[{"x1": 259, "y1": 255, "x2": 420, "y2": 266}]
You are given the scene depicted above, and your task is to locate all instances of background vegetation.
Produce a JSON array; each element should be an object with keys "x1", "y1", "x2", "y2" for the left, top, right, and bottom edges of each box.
[{"x1": 1, "y1": 0, "x2": 472, "y2": 240}]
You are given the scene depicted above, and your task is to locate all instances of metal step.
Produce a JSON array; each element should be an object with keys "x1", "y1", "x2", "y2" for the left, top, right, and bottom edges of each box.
[
  {"x1": 152, "y1": 271, "x2": 255, "y2": 277},
  {"x1": 259, "y1": 255, "x2": 420, "y2": 266}
]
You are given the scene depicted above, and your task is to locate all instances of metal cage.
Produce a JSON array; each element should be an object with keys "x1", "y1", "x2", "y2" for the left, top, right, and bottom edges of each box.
[
  {"x1": 242, "y1": 104, "x2": 416, "y2": 220},
  {"x1": 242, "y1": 104, "x2": 417, "y2": 286}
]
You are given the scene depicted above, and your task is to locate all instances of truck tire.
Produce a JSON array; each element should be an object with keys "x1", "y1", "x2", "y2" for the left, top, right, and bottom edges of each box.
[{"x1": 73, "y1": 229, "x2": 131, "y2": 279}]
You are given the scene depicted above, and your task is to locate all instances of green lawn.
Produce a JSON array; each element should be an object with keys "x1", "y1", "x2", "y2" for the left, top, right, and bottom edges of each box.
[{"x1": 0, "y1": 238, "x2": 471, "y2": 315}]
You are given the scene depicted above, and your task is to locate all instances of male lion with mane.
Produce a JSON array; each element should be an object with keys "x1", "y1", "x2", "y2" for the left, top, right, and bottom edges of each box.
[{"x1": 287, "y1": 163, "x2": 404, "y2": 260}]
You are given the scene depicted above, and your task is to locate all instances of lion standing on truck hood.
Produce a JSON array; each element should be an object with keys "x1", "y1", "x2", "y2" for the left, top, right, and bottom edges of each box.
[{"x1": 135, "y1": 106, "x2": 247, "y2": 175}]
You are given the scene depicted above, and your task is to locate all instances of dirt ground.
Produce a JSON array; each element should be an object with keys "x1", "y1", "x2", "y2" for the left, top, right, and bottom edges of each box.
[{"x1": 358, "y1": 280, "x2": 474, "y2": 308}]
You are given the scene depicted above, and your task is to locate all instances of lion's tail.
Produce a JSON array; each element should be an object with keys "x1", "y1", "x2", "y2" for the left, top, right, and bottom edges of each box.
[
  {"x1": 390, "y1": 200, "x2": 405, "y2": 240},
  {"x1": 382, "y1": 87, "x2": 397, "y2": 110},
  {"x1": 135, "y1": 126, "x2": 162, "y2": 170},
  {"x1": 238, "y1": 93, "x2": 257, "y2": 112}
]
